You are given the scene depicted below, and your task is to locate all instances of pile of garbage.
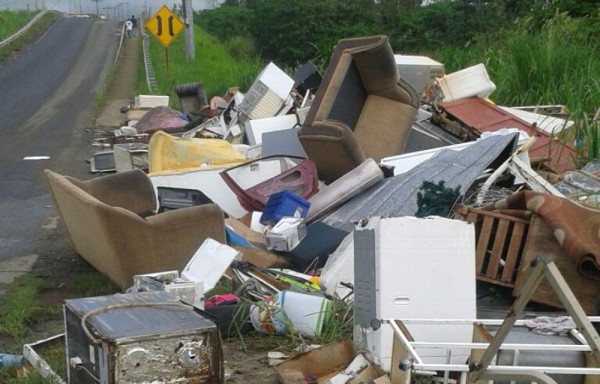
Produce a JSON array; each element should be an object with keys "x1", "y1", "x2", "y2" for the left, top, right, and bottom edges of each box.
[{"x1": 37, "y1": 35, "x2": 600, "y2": 383}]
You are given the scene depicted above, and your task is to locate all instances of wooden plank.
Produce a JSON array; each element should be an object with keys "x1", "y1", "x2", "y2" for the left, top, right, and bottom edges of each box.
[
  {"x1": 486, "y1": 219, "x2": 510, "y2": 279},
  {"x1": 462, "y1": 206, "x2": 530, "y2": 224},
  {"x1": 471, "y1": 324, "x2": 493, "y2": 384},
  {"x1": 500, "y1": 221, "x2": 526, "y2": 283},
  {"x1": 475, "y1": 216, "x2": 495, "y2": 274}
]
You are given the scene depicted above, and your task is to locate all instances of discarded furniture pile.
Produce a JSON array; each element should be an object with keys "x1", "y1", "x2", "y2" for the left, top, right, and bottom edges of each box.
[{"x1": 33, "y1": 35, "x2": 600, "y2": 383}]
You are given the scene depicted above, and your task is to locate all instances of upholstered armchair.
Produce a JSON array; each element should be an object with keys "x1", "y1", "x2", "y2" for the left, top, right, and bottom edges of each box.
[
  {"x1": 45, "y1": 169, "x2": 226, "y2": 288},
  {"x1": 299, "y1": 35, "x2": 419, "y2": 182}
]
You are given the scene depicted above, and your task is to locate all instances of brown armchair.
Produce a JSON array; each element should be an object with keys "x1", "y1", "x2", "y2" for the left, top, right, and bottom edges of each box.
[
  {"x1": 299, "y1": 35, "x2": 419, "y2": 182},
  {"x1": 45, "y1": 169, "x2": 226, "y2": 288}
]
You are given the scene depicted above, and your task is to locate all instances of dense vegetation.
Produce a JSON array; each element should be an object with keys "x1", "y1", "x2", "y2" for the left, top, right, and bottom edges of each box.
[{"x1": 196, "y1": 0, "x2": 599, "y2": 162}]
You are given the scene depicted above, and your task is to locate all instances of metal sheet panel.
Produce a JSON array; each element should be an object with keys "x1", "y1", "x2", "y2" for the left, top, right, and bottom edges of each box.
[
  {"x1": 440, "y1": 97, "x2": 576, "y2": 174},
  {"x1": 324, "y1": 133, "x2": 518, "y2": 230}
]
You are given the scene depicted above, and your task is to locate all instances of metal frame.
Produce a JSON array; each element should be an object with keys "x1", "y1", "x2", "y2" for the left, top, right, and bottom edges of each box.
[{"x1": 383, "y1": 255, "x2": 600, "y2": 384}]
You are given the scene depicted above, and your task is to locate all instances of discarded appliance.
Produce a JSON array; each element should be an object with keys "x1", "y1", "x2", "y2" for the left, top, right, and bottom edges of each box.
[
  {"x1": 175, "y1": 81, "x2": 208, "y2": 115},
  {"x1": 113, "y1": 143, "x2": 148, "y2": 173},
  {"x1": 89, "y1": 150, "x2": 116, "y2": 173},
  {"x1": 393, "y1": 54, "x2": 444, "y2": 94},
  {"x1": 353, "y1": 217, "x2": 476, "y2": 371},
  {"x1": 384, "y1": 255, "x2": 600, "y2": 384},
  {"x1": 220, "y1": 155, "x2": 318, "y2": 212},
  {"x1": 325, "y1": 133, "x2": 518, "y2": 231},
  {"x1": 45, "y1": 169, "x2": 226, "y2": 287},
  {"x1": 238, "y1": 62, "x2": 295, "y2": 122},
  {"x1": 64, "y1": 291, "x2": 223, "y2": 383},
  {"x1": 260, "y1": 190, "x2": 310, "y2": 225},
  {"x1": 435, "y1": 63, "x2": 496, "y2": 102},
  {"x1": 249, "y1": 290, "x2": 332, "y2": 337},
  {"x1": 274, "y1": 339, "x2": 385, "y2": 384},
  {"x1": 265, "y1": 217, "x2": 307, "y2": 252},
  {"x1": 133, "y1": 94, "x2": 169, "y2": 109},
  {"x1": 440, "y1": 97, "x2": 577, "y2": 173},
  {"x1": 298, "y1": 35, "x2": 419, "y2": 182},
  {"x1": 244, "y1": 114, "x2": 298, "y2": 145}
]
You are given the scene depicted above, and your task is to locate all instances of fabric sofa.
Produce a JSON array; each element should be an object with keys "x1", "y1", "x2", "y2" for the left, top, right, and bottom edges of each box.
[
  {"x1": 299, "y1": 35, "x2": 419, "y2": 182},
  {"x1": 45, "y1": 169, "x2": 226, "y2": 288}
]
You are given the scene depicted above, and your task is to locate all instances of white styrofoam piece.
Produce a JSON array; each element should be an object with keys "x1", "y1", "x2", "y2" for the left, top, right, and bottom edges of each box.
[
  {"x1": 320, "y1": 234, "x2": 355, "y2": 299},
  {"x1": 232, "y1": 144, "x2": 263, "y2": 160},
  {"x1": 244, "y1": 115, "x2": 298, "y2": 145},
  {"x1": 436, "y1": 63, "x2": 496, "y2": 101},
  {"x1": 353, "y1": 217, "x2": 476, "y2": 370},
  {"x1": 181, "y1": 238, "x2": 241, "y2": 292},
  {"x1": 134, "y1": 95, "x2": 170, "y2": 109},
  {"x1": 296, "y1": 106, "x2": 311, "y2": 125},
  {"x1": 380, "y1": 128, "x2": 530, "y2": 175},
  {"x1": 150, "y1": 167, "x2": 247, "y2": 218},
  {"x1": 326, "y1": 373, "x2": 352, "y2": 384},
  {"x1": 499, "y1": 105, "x2": 573, "y2": 135}
]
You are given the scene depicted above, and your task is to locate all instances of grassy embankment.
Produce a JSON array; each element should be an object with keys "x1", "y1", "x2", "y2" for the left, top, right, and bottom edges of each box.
[
  {"x1": 0, "y1": 10, "x2": 59, "y2": 62},
  {"x1": 140, "y1": 24, "x2": 262, "y2": 110}
]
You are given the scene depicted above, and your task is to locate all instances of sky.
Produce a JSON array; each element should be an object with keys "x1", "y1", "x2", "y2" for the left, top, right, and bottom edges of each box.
[{"x1": 1, "y1": 0, "x2": 220, "y2": 16}]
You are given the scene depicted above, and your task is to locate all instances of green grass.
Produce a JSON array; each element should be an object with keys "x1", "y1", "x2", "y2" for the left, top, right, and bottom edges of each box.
[
  {"x1": 0, "y1": 277, "x2": 51, "y2": 341},
  {"x1": 0, "y1": 10, "x2": 38, "y2": 41},
  {"x1": 0, "y1": 12, "x2": 59, "y2": 62},
  {"x1": 146, "y1": 24, "x2": 263, "y2": 108}
]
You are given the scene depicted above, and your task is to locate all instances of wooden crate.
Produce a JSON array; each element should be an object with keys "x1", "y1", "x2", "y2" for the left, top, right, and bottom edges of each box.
[{"x1": 455, "y1": 205, "x2": 530, "y2": 288}]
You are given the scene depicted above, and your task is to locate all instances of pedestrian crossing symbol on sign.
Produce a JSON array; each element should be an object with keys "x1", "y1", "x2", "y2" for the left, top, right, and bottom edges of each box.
[{"x1": 145, "y1": 5, "x2": 185, "y2": 48}]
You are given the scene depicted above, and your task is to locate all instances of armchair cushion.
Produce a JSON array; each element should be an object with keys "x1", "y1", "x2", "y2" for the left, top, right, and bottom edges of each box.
[{"x1": 45, "y1": 169, "x2": 226, "y2": 288}]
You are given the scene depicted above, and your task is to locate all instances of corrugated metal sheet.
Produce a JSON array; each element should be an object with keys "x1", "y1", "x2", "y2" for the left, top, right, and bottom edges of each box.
[
  {"x1": 441, "y1": 97, "x2": 577, "y2": 174},
  {"x1": 323, "y1": 133, "x2": 518, "y2": 230}
]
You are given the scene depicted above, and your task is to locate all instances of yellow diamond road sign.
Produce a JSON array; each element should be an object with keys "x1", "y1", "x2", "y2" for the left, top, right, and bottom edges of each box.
[{"x1": 145, "y1": 5, "x2": 185, "y2": 48}]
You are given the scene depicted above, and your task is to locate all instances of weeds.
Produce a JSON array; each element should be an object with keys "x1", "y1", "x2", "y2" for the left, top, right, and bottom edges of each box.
[
  {"x1": 147, "y1": 25, "x2": 263, "y2": 107},
  {"x1": 0, "y1": 276, "x2": 50, "y2": 341}
]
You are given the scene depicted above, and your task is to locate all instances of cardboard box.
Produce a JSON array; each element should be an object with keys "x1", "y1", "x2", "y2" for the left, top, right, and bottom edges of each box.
[{"x1": 266, "y1": 217, "x2": 307, "y2": 252}]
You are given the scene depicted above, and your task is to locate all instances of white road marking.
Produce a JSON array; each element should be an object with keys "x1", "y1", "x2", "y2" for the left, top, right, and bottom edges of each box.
[{"x1": 23, "y1": 156, "x2": 50, "y2": 160}]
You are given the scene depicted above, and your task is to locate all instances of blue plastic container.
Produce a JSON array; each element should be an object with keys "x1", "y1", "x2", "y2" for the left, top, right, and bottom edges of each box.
[{"x1": 260, "y1": 190, "x2": 311, "y2": 225}]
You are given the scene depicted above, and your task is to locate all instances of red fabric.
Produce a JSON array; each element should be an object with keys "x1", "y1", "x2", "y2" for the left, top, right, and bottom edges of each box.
[{"x1": 487, "y1": 191, "x2": 600, "y2": 281}]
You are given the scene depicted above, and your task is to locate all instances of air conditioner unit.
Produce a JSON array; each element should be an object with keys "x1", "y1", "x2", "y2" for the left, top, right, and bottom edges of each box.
[
  {"x1": 394, "y1": 54, "x2": 445, "y2": 94},
  {"x1": 64, "y1": 291, "x2": 223, "y2": 384},
  {"x1": 113, "y1": 143, "x2": 149, "y2": 173},
  {"x1": 238, "y1": 62, "x2": 294, "y2": 122}
]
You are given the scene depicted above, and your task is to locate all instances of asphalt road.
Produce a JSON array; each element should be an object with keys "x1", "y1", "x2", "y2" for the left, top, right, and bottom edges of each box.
[{"x1": 0, "y1": 17, "x2": 120, "y2": 261}]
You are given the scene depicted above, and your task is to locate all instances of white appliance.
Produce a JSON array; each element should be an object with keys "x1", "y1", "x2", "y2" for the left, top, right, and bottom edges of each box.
[
  {"x1": 394, "y1": 54, "x2": 445, "y2": 94},
  {"x1": 353, "y1": 216, "x2": 476, "y2": 371},
  {"x1": 238, "y1": 62, "x2": 295, "y2": 122},
  {"x1": 436, "y1": 63, "x2": 496, "y2": 101},
  {"x1": 113, "y1": 143, "x2": 149, "y2": 173}
]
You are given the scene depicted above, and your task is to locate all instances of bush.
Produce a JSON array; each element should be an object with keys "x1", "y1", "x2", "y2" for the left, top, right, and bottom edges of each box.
[{"x1": 196, "y1": 5, "x2": 254, "y2": 41}]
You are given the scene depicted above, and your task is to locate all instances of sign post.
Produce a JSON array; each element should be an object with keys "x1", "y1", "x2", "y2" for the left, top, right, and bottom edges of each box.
[{"x1": 145, "y1": 5, "x2": 185, "y2": 71}]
